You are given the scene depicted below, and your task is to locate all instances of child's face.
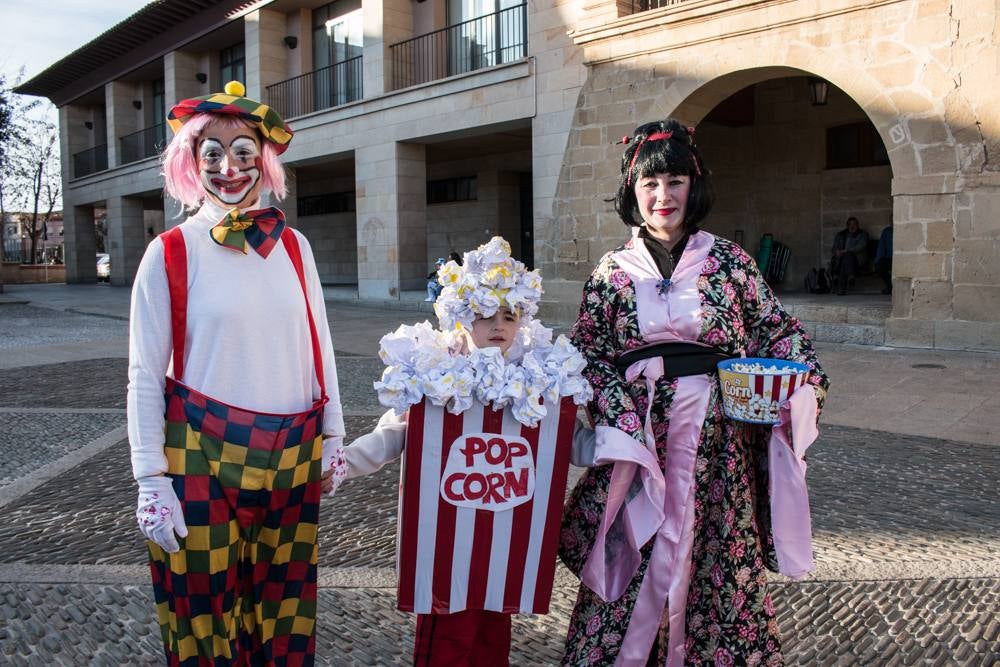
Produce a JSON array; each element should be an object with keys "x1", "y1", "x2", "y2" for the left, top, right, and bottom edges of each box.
[{"x1": 469, "y1": 308, "x2": 520, "y2": 354}]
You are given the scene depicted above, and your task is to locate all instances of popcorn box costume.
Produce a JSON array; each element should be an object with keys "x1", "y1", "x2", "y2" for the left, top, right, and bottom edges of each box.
[
  {"x1": 128, "y1": 82, "x2": 344, "y2": 666},
  {"x1": 397, "y1": 395, "x2": 578, "y2": 615},
  {"x1": 342, "y1": 238, "x2": 594, "y2": 664}
]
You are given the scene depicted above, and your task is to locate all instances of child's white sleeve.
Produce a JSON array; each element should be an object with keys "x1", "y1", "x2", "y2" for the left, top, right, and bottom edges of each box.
[
  {"x1": 569, "y1": 418, "x2": 596, "y2": 467},
  {"x1": 344, "y1": 409, "x2": 408, "y2": 479}
]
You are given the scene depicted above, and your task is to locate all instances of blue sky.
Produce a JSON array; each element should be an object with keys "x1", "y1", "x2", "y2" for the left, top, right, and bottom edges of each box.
[{"x1": 2, "y1": 0, "x2": 151, "y2": 90}]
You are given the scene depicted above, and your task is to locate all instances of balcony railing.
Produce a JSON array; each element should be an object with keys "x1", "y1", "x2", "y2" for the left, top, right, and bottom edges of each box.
[
  {"x1": 119, "y1": 123, "x2": 167, "y2": 165},
  {"x1": 267, "y1": 57, "x2": 364, "y2": 119},
  {"x1": 389, "y1": 3, "x2": 527, "y2": 91},
  {"x1": 72, "y1": 144, "x2": 108, "y2": 179}
]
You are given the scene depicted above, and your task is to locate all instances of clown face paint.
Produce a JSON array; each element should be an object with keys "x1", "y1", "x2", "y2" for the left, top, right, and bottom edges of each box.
[{"x1": 198, "y1": 120, "x2": 263, "y2": 209}]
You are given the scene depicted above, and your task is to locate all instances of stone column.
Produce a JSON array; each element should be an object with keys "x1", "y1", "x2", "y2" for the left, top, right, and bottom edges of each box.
[
  {"x1": 60, "y1": 105, "x2": 97, "y2": 282},
  {"x1": 105, "y1": 81, "x2": 140, "y2": 168},
  {"x1": 287, "y1": 9, "x2": 313, "y2": 79},
  {"x1": 165, "y1": 50, "x2": 202, "y2": 112},
  {"x1": 245, "y1": 8, "x2": 288, "y2": 102},
  {"x1": 106, "y1": 196, "x2": 146, "y2": 286},
  {"x1": 63, "y1": 205, "x2": 97, "y2": 283},
  {"x1": 362, "y1": 0, "x2": 413, "y2": 96},
  {"x1": 355, "y1": 141, "x2": 426, "y2": 298}
]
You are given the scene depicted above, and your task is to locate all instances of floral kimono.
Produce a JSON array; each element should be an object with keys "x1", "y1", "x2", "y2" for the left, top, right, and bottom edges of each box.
[{"x1": 559, "y1": 229, "x2": 829, "y2": 666}]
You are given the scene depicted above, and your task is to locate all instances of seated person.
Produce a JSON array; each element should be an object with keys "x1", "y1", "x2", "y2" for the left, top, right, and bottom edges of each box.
[
  {"x1": 831, "y1": 216, "x2": 870, "y2": 295},
  {"x1": 425, "y1": 257, "x2": 445, "y2": 301},
  {"x1": 874, "y1": 225, "x2": 893, "y2": 294}
]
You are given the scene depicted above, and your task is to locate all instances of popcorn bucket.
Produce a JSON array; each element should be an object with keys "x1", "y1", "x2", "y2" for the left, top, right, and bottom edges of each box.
[{"x1": 716, "y1": 357, "x2": 811, "y2": 424}]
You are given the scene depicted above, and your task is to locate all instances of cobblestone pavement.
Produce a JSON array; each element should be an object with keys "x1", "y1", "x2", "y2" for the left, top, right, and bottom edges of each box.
[
  {"x1": 0, "y1": 304, "x2": 127, "y2": 350},
  {"x1": 1, "y1": 314, "x2": 998, "y2": 664},
  {"x1": 0, "y1": 359, "x2": 129, "y2": 408},
  {"x1": 0, "y1": 412, "x2": 126, "y2": 487},
  {"x1": 1, "y1": 578, "x2": 996, "y2": 665}
]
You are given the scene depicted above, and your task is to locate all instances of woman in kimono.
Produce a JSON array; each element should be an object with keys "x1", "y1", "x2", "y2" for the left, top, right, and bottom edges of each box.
[
  {"x1": 558, "y1": 119, "x2": 830, "y2": 666},
  {"x1": 128, "y1": 81, "x2": 346, "y2": 665}
]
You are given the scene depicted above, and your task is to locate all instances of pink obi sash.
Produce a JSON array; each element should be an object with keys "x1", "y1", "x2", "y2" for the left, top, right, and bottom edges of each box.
[{"x1": 579, "y1": 230, "x2": 818, "y2": 666}]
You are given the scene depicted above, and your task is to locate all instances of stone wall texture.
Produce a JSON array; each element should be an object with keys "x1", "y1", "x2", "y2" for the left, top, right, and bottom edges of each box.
[{"x1": 539, "y1": 0, "x2": 1000, "y2": 350}]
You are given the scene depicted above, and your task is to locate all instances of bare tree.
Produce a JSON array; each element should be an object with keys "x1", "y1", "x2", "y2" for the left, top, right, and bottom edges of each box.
[
  {"x1": 23, "y1": 121, "x2": 60, "y2": 263},
  {"x1": 1, "y1": 69, "x2": 59, "y2": 272},
  {"x1": 0, "y1": 69, "x2": 41, "y2": 238}
]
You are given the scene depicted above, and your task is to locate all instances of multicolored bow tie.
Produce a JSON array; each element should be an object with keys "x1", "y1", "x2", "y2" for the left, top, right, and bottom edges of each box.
[{"x1": 210, "y1": 207, "x2": 286, "y2": 258}]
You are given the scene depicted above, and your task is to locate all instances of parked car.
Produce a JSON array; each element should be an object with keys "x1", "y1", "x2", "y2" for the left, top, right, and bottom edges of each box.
[{"x1": 96, "y1": 253, "x2": 110, "y2": 282}]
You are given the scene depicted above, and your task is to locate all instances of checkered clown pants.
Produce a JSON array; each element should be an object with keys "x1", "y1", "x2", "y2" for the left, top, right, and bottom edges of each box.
[{"x1": 148, "y1": 379, "x2": 323, "y2": 666}]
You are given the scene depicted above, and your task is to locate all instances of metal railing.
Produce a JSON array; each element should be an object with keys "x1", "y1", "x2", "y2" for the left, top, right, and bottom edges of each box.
[
  {"x1": 119, "y1": 123, "x2": 166, "y2": 165},
  {"x1": 72, "y1": 144, "x2": 108, "y2": 179},
  {"x1": 389, "y1": 4, "x2": 527, "y2": 91},
  {"x1": 2, "y1": 238, "x2": 23, "y2": 263},
  {"x1": 267, "y1": 56, "x2": 364, "y2": 119}
]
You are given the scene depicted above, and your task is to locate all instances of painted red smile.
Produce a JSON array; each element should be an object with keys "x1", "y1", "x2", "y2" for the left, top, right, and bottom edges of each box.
[
  {"x1": 654, "y1": 207, "x2": 677, "y2": 216},
  {"x1": 211, "y1": 176, "x2": 252, "y2": 194}
]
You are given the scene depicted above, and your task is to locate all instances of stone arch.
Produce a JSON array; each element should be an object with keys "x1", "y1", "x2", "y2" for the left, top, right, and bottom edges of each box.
[{"x1": 655, "y1": 65, "x2": 919, "y2": 184}]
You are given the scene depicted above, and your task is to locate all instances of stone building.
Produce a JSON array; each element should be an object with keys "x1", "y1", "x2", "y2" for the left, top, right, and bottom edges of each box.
[{"x1": 16, "y1": 0, "x2": 1000, "y2": 351}]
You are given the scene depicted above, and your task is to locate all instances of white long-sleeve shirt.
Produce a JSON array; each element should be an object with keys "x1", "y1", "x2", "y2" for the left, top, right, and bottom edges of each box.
[
  {"x1": 344, "y1": 409, "x2": 596, "y2": 479},
  {"x1": 126, "y1": 200, "x2": 345, "y2": 480}
]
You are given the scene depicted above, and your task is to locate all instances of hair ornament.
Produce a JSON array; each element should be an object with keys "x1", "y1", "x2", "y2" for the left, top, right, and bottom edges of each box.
[
  {"x1": 626, "y1": 130, "x2": 674, "y2": 186},
  {"x1": 618, "y1": 136, "x2": 632, "y2": 145}
]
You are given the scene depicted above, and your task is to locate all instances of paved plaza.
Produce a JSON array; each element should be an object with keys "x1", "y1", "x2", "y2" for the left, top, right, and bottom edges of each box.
[{"x1": 0, "y1": 284, "x2": 997, "y2": 665}]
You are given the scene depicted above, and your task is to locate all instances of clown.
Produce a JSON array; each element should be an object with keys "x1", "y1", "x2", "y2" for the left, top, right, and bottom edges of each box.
[{"x1": 127, "y1": 81, "x2": 346, "y2": 665}]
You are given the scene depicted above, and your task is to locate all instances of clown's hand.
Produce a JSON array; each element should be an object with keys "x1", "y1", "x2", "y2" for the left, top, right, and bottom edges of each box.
[
  {"x1": 136, "y1": 475, "x2": 188, "y2": 553},
  {"x1": 322, "y1": 436, "x2": 348, "y2": 497}
]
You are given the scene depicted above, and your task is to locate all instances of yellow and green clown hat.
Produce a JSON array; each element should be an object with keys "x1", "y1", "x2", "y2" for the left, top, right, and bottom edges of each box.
[{"x1": 166, "y1": 81, "x2": 293, "y2": 154}]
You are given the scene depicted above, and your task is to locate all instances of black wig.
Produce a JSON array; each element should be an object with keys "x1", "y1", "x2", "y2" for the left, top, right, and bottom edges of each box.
[{"x1": 613, "y1": 119, "x2": 715, "y2": 232}]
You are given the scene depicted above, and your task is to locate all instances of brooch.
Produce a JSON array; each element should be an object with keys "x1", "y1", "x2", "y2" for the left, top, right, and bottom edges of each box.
[{"x1": 657, "y1": 278, "x2": 673, "y2": 296}]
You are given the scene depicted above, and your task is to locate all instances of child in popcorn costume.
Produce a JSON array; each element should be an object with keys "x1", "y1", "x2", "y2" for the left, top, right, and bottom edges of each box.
[
  {"x1": 127, "y1": 81, "x2": 347, "y2": 666},
  {"x1": 340, "y1": 237, "x2": 596, "y2": 666}
]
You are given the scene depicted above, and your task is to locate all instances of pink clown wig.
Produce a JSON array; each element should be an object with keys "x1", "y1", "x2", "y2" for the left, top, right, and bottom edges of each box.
[{"x1": 161, "y1": 113, "x2": 287, "y2": 210}]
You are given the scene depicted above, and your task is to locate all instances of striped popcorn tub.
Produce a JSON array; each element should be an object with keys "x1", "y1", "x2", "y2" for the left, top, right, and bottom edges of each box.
[
  {"x1": 717, "y1": 357, "x2": 811, "y2": 424},
  {"x1": 396, "y1": 395, "x2": 578, "y2": 615}
]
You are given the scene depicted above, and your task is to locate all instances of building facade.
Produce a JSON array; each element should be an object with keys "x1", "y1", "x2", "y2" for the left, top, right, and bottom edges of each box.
[{"x1": 16, "y1": 0, "x2": 1000, "y2": 351}]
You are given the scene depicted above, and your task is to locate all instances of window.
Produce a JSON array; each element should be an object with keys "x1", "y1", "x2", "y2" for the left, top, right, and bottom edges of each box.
[
  {"x1": 826, "y1": 122, "x2": 889, "y2": 170},
  {"x1": 220, "y1": 43, "x2": 246, "y2": 85},
  {"x1": 446, "y1": 0, "x2": 526, "y2": 76},
  {"x1": 297, "y1": 191, "x2": 356, "y2": 217},
  {"x1": 151, "y1": 78, "x2": 166, "y2": 148},
  {"x1": 313, "y1": 0, "x2": 364, "y2": 108},
  {"x1": 427, "y1": 177, "x2": 477, "y2": 204}
]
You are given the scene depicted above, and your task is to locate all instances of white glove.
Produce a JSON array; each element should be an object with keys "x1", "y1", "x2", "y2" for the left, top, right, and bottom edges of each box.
[
  {"x1": 322, "y1": 436, "x2": 348, "y2": 497},
  {"x1": 136, "y1": 475, "x2": 188, "y2": 553}
]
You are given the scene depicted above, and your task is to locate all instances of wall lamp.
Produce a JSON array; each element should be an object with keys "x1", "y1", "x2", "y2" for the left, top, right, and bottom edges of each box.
[
  {"x1": 808, "y1": 77, "x2": 829, "y2": 106},
  {"x1": 132, "y1": 100, "x2": 142, "y2": 110},
  {"x1": 283, "y1": 35, "x2": 298, "y2": 49},
  {"x1": 195, "y1": 72, "x2": 208, "y2": 83}
]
